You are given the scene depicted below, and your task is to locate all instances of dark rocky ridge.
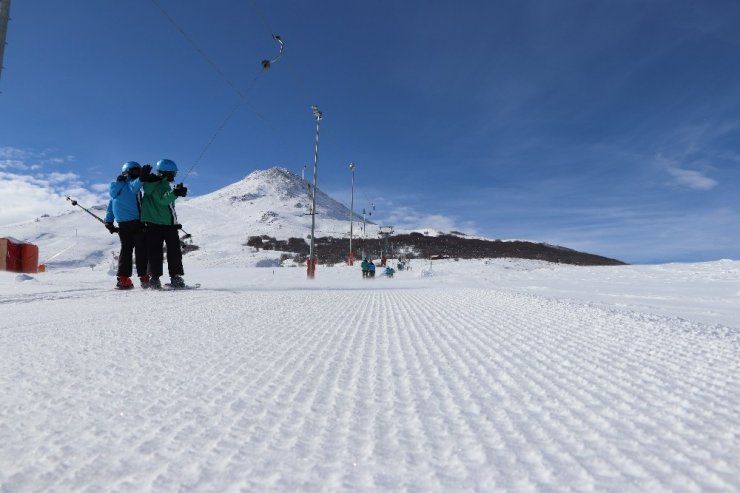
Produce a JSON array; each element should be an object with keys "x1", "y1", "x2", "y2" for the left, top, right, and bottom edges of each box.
[{"x1": 244, "y1": 233, "x2": 626, "y2": 266}]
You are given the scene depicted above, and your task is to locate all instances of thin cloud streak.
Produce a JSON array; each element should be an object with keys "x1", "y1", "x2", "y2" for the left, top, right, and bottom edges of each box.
[{"x1": 666, "y1": 167, "x2": 717, "y2": 191}]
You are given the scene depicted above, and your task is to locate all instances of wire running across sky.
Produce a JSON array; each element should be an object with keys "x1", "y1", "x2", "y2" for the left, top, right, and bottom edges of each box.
[{"x1": 149, "y1": 0, "x2": 289, "y2": 181}]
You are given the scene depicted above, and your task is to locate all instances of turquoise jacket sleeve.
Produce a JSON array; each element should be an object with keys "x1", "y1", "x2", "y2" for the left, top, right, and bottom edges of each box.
[
  {"x1": 127, "y1": 178, "x2": 143, "y2": 195},
  {"x1": 105, "y1": 200, "x2": 114, "y2": 223}
]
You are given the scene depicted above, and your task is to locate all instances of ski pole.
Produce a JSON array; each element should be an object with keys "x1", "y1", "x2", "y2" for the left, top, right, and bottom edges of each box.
[
  {"x1": 66, "y1": 196, "x2": 106, "y2": 224},
  {"x1": 174, "y1": 223, "x2": 192, "y2": 240}
]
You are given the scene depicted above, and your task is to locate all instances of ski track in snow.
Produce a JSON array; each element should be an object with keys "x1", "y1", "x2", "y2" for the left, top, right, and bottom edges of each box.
[{"x1": 1, "y1": 284, "x2": 738, "y2": 492}]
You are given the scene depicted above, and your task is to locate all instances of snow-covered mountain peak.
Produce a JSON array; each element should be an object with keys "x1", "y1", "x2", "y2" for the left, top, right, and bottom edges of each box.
[
  {"x1": 174, "y1": 167, "x2": 367, "y2": 247},
  {"x1": 220, "y1": 167, "x2": 308, "y2": 203},
  {"x1": 190, "y1": 166, "x2": 361, "y2": 224}
]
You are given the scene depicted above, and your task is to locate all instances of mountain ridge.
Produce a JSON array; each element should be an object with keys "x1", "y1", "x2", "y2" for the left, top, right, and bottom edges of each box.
[{"x1": 2, "y1": 166, "x2": 625, "y2": 268}]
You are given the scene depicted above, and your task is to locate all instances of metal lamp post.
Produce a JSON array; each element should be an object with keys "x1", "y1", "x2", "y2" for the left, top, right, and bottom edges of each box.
[
  {"x1": 0, "y1": 0, "x2": 11, "y2": 85},
  {"x1": 307, "y1": 104, "x2": 322, "y2": 279},
  {"x1": 361, "y1": 207, "x2": 367, "y2": 260},
  {"x1": 348, "y1": 162, "x2": 356, "y2": 265},
  {"x1": 361, "y1": 202, "x2": 374, "y2": 260}
]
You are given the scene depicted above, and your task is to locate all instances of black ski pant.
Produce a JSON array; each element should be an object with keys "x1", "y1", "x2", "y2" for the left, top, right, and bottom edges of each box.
[
  {"x1": 116, "y1": 220, "x2": 148, "y2": 277},
  {"x1": 145, "y1": 224, "x2": 184, "y2": 278}
]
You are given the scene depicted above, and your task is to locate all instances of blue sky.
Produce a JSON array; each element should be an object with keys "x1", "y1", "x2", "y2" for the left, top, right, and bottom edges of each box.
[{"x1": 1, "y1": 0, "x2": 739, "y2": 264}]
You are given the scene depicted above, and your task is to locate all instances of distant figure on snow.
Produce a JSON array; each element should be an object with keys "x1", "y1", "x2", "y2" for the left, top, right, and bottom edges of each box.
[
  {"x1": 368, "y1": 260, "x2": 376, "y2": 278},
  {"x1": 361, "y1": 257, "x2": 370, "y2": 278},
  {"x1": 384, "y1": 266, "x2": 395, "y2": 278}
]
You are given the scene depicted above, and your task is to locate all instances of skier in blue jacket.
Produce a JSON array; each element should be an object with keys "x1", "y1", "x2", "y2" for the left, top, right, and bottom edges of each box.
[{"x1": 105, "y1": 161, "x2": 149, "y2": 289}]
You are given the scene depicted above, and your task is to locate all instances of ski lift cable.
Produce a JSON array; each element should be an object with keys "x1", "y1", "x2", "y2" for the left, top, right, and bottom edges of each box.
[
  {"x1": 150, "y1": 0, "x2": 242, "y2": 98},
  {"x1": 181, "y1": 70, "x2": 264, "y2": 181},
  {"x1": 246, "y1": 0, "x2": 278, "y2": 39},
  {"x1": 149, "y1": 0, "x2": 288, "y2": 180},
  {"x1": 181, "y1": 100, "x2": 242, "y2": 181},
  {"x1": 246, "y1": 0, "x2": 314, "y2": 106},
  {"x1": 149, "y1": 0, "x2": 271, "y2": 123}
]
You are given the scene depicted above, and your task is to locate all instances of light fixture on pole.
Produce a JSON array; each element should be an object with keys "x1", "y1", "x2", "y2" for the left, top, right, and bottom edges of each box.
[
  {"x1": 307, "y1": 104, "x2": 322, "y2": 279},
  {"x1": 348, "y1": 162, "x2": 356, "y2": 265}
]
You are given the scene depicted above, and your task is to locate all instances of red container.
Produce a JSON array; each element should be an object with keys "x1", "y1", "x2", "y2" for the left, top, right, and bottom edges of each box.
[
  {"x1": 0, "y1": 238, "x2": 6, "y2": 271},
  {"x1": 1, "y1": 238, "x2": 23, "y2": 272},
  {"x1": 21, "y1": 243, "x2": 39, "y2": 273}
]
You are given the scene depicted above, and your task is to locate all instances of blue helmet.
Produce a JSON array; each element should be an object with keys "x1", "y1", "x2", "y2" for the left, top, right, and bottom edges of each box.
[
  {"x1": 156, "y1": 159, "x2": 178, "y2": 173},
  {"x1": 121, "y1": 161, "x2": 141, "y2": 173}
]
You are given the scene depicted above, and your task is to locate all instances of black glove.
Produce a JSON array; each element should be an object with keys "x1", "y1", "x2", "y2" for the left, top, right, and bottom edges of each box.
[
  {"x1": 105, "y1": 222, "x2": 118, "y2": 234},
  {"x1": 116, "y1": 174, "x2": 126, "y2": 182},
  {"x1": 139, "y1": 164, "x2": 162, "y2": 182},
  {"x1": 173, "y1": 183, "x2": 188, "y2": 197}
]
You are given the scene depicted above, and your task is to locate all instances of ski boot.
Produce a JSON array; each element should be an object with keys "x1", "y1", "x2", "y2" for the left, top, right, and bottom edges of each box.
[
  {"x1": 148, "y1": 276, "x2": 162, "y2": 290},
  {"x1": 139, "y1": 275, "x2": 150, "y2": 289},
  {"x1": 116, "y1": 276, "x2": 134, "y2": 290},
  {"x1": 169, "y1": 275, "x2": 186, "y2": 289}
]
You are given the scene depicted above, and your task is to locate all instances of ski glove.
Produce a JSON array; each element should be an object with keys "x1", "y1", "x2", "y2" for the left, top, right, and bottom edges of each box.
[
  {"x1": 173, "y1": 184, "x2": 188, "y2": 197},
  {"x1": 116, "y1": 174, "x2": 126, "y2": 182},
  {"x1": 139, "y1": 164, "x2": 162, "y2": 183},
  {"x1": 105, "y1": 222, "x2": 119, "y2": 234}
]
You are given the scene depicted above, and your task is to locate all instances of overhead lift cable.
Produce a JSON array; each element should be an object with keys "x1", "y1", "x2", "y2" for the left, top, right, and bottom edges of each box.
[{"x1": 149, "y1": 0, "x2": 286, "y2": 181}]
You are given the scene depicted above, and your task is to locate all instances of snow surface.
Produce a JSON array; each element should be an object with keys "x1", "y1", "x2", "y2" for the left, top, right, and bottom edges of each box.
[
  {"x1": 2, "y1": 168, "x2": 739, "y2": 490},
  {"x1": 2, "y1": 258, "x2": 739, "y2": 492}
]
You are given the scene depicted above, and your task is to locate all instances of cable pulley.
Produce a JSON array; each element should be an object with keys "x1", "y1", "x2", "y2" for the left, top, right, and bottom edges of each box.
[{"x1": 261, "y1": 35, "x2": 284, "y2": 71}]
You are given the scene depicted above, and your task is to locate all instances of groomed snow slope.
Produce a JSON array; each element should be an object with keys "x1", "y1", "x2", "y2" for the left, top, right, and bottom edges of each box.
[{"x1": 1, "y1": 260, "x2": 739, "y2": 491}]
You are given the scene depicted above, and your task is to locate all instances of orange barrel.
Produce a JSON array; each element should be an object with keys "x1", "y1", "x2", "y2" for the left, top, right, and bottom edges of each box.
[{"x1": 21, "y1": 244, "x2": 39, "y2": 273}]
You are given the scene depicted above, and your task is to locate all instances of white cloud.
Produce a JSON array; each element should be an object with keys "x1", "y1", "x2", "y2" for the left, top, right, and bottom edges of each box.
[
  {"x1": 0, "y1": 147, "x2": 31, "y2": 159},
  {"x1": 0, "y1": 148, "x2": 108, "y2": 227},
  {"x1": 667, "y1": 167, "x2": 718, "y2": 191},
  {"x1": 381, "y1": 205, "x2": 478, "y2": 234},
  {"x1": 654, "y1": 153, "x2": 718, "y2": 191},
  {"x1": 48, "y1": 172, "x2": 82, "y2": 184}
]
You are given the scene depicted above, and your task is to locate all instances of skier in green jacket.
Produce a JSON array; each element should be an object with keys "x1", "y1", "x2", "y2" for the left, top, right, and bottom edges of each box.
[{"x1": 139, "y1": 159, "x2": 188, "y2": 289}]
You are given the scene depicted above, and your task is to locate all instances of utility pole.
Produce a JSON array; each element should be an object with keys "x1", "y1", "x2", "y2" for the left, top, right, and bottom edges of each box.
[
  {"x1": 0, "y1": 0, "x2": 11, "y2": 85},
  {"x1": 307, "y1": 105, "x2": 322, "y2": 279},
  {"x1": 361, "y1": 202, "x2": 374, "y2": 260},
  {"x1": 348, "y1": 162, "x2": 356, "y2": 265},
  {"x1": 378, "y1": 226, "x2": 394, "y2": 266}
]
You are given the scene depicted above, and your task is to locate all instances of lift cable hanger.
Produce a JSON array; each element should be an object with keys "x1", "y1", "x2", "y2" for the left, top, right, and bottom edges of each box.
[{"x1": 261, "y1": 35, "x2": 284, "y2": 71}]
